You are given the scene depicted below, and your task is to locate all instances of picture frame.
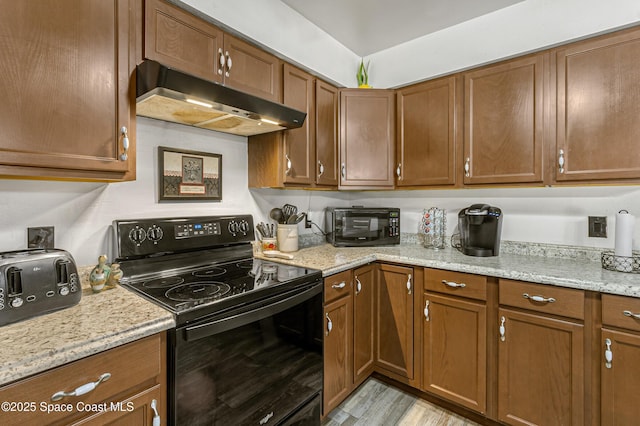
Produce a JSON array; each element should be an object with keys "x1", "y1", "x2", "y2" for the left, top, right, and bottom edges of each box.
[{"x1": 158, "y1": 146, "x2": 222, "y2": 201}]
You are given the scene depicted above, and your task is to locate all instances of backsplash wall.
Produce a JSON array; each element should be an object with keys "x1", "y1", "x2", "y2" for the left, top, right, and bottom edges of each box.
[{"x1": 0, "y1": 118, "x2": 638, "y2": 266}]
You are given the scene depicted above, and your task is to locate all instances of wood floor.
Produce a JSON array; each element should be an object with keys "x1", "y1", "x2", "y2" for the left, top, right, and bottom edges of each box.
[{"x1": 322, "y1": 378, "x2": 479, "y2": 426}]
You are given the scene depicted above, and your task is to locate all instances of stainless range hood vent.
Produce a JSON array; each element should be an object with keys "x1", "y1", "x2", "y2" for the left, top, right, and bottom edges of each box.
[{"x1": 135, "y1": 60, "x2": 306, "y2": 136}]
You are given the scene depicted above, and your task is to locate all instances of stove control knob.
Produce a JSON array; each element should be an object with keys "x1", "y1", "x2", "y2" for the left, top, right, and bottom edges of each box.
[
  {"x1": 238, "y1": 220, "x2": 250, "y2": 235},
  {"x1": 228, "y1": 221, "x2": 239, "y2": 236},
  {"x1": 128, "y1": 226, "x2": 147, "y2": 245},
  {"x1": 147, "y1": 225, "x2": 164, "y2": 243}
]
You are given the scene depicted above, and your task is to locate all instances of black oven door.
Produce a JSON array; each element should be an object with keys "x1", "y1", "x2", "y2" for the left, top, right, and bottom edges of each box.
[{"x1": 169, "y1": 282, "x2": 323, "y2": 426}]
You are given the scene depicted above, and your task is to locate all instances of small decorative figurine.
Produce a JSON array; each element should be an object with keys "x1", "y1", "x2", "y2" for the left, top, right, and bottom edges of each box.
[
  {"x1": 89, "y1": 254, "x2": 111, "y2": 293},
  {"x1": 106, "y1": 263, "x2": 123, "y2": 289}
]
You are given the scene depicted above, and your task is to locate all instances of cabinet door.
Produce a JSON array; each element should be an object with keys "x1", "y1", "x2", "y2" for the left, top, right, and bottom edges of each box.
[
  {"x1": 396, "y1": 76, "x2": 458, "y2": 186},
  {"x1": 76, "y1": 385, "x2": 165, "y2": 426},
  {"x1": 283, "y1": 63, "x2": 314, "y2": 185},
  {"x1": 464, "y1": 54, "x2": 545, "y2": 184},
  {"x1": 315, "y1": 80, "x2": 339, "y2": 186},
  {"x1": 422, "y1": 292, "x2": 486, "y2": 414},
  {"x1": 498, "y1": 308, "x2": 584, "y2": 426},
  {"x1": 223, "y1": 34, "x2": 282, "y2": 103},
  {"x1": 144, "y1": 0, "x2": 223, "y2": 83},
  {"x1": 375, "y1": 264, "x2": 414, "y2": 379},
  {"x1": 0, "y1": 0, "x2": 135, "y2": 180},
  {"x1": 353, "y1": 264, "x2": 375, "y2": 386},
  {"x1": 601, "y1": 329, "x2": 640, "y2": 426},
  {"x1": 340, "y1": 89, "x2": 395, "y2": 189},
  {"x1": 323, "y1": 294, "x2": 352, "y2": 415},
  {"x1": 554, "y1": 27, "x2": 640, "y2": 182}
]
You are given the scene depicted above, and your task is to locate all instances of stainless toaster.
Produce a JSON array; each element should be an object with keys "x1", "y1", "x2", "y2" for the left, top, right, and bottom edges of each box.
[{"x1": 0, "y1": 249, "x2": 81, "y2": 326}]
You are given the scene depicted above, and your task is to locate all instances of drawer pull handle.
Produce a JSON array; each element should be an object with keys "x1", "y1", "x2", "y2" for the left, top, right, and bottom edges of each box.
[
  {"x1": 424, "y1": 300, "x2": 430, "y2": 322},
  {"x1": 151, "y1": 399, "x2": 161, "y2": 426},
  {"x1": 604, "y1": 338, "x2": 613, "y2": 369},
  {"x1": 331, "y1": 282, "x2": 346, "y2": 289},
  {"x1": 51, "y1": 372, "x2": 111, "y2": 401},
  {"x1": 623, "y1": 310, "x2": 640, "y2": 320},
  {"x1": 407, "y1": 274, "x2": 412, "y2": 295},
  {"x1": 523, "y1": 293, "x2": 556, "y2": 303},
  {"x1": 441, "y1": 280, "x2": 466, "y2": 288},
  {"x1": 499, "y1": 316, "x2": 506, "y2": 342},
  {"x1": 355, "y1": 276, "x2": 362, "y2": 295},
  {"x1": 325, "y1": 312, "x2": 332, "y2": 335}
]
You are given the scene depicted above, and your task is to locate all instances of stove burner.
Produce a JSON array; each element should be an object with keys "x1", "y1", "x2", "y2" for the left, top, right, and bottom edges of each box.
[
  {"x1": 143, "y1": 276, "x2": 185, "y2": 289},
  {"x1": 236, "y1": 260, "x2": 253, "y2": 269},
  {"x1": 193, "y1": 267, "x2": 226, "y2": 278},
  {"x1": 165, "y1": 282, "x2": 231, "y2": 302}
]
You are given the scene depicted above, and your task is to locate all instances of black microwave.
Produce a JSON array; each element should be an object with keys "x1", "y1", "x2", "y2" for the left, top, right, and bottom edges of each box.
[{"x1": 325, "y1": 207, "x2": 400, "y2": 247}]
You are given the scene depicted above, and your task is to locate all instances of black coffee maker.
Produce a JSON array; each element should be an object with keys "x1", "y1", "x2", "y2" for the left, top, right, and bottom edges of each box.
[{"x1": 457, "y1": 204, "x2": 503, "y2": 257}]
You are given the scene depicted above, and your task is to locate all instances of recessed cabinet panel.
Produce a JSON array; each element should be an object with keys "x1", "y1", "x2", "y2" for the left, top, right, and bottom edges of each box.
[
  {"x1": 283, "y1": 64, "x2": 314, "y2": 185},
  {"x1": 315, "y1": 80, "x2": 339, "y2": 186},
  {"x1": 464, "y1": 54, "x2": 545, "y2": 184},
  {"x1": 555, "y1": 27, "x2": 640, "y2": 182},
  {"x1": 353, "y1": 264, "x2": 375, "y2": 386},
  {"x1": 323, "y1": 293, "x2": 352, "y2": 415},
  {"x1": 396, "y1": 76, "x2": 457, "y2": 186}
]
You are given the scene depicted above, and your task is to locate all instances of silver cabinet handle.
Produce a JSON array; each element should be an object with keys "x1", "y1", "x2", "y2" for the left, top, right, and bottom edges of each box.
[
  {"x1": 424, "y1": 300, "x2": 430, "y2": 322},
  {"x1": 623, "y1": 310, "x2": 640, "y2": 319},
  {"x1": 396, "y1": 163, "x2": 402, "y2": 179},
  {"x1": 218, "y1": 48, "x2": 225, "y2": 75},
  {"x1": 464, "y1": 157, "x2": 470, "y2": 177},
  {"x1": 604, "y1": 338, "x2": 613, "y2": 369},
  {"x1": 558, "y1": 149, "x2": 565, "y2": 174},
  {"x1": 225, "y1": 51, "x2": 232, "y2": 78},
  {"x1": 331, "y1": 282, "x2": 346, "y2": 289},
  {"x1": 355, "y1": 276, "x2": 362, "y2": 295},
  {"x1": 151, "y1": 399, "x2": 161, "y2": 426},
  {"x1": 406, "y1": 274, "x2": 412, "y2": 295},
  {"x1": 442, "y1": 279, "x2": 466, "y2": 288},
  {"x1": 51, "y1": 373, "x2": 111, "y2": 401},
  {"x1": 119, "y1": 126, "x2": 129, "y2": 161},
  {"x1": 523, "y1": 293, "x2": 556, "y2": 303},
  {"x1": 499, "y1": 316, "x2": 506, "y2": 342},
  {"x1": 325, "y1": 312, "x2": 332, "y2": 335},
  {"x1": 341, "y1": 163, "x2": 346, "y2": 179},
  {"x1": 285, "y1": 154, "x2": 292, "y2": 175},
  {"x1": 318, "y1": 161, "x2": 324, "y2": 178}
]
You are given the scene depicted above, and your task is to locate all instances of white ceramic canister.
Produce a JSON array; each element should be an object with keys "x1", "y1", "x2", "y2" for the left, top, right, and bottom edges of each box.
[{"x1": 277, "y1": 224, "x2": 299, "y2": 252}]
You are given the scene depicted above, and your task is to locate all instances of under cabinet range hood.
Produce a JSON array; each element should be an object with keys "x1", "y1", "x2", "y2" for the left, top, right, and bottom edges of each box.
[{"x1": 136, "y1": 60, "x2": 306, "y2": 136}]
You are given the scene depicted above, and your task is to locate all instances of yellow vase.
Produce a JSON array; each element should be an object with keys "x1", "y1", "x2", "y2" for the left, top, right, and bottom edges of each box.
[{"x1": 358, "y1": 84, "x2": 372, "y2": 89}]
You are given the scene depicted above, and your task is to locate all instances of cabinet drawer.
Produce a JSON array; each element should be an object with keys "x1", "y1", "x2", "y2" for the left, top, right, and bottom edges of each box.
[
  {"x1": 0, "y1": 334, "x2": 163, "y2": 426},
  {"x1": 602, "y1": 293, "x2": 640, "y2": 332},
  {"x1": 499, "y1": 279, "x2": 584, "y2": 320},
  {"x1": 424, "y1": 269, "x2": 487, "y2": 301},
  {"x1": 324, "y1": 270, "x2": 352, "y2": 304}
]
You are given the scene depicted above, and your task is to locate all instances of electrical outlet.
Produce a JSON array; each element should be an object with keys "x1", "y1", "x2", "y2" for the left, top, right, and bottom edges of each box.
[
  {"x1": 305, "y1": 214, "x2": 312, "y2": 229},
  {"x1": 588, "y1": 216, "x2": 607, "y2": 238},
  {"x1": 28, "y1": 226, "x2": 55, "y2": 248}
]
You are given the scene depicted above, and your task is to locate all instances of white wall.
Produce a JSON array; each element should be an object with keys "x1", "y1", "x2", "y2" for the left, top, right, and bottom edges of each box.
[{"x1": 0, "y1": 118, "x2": 262, "y2": 266}]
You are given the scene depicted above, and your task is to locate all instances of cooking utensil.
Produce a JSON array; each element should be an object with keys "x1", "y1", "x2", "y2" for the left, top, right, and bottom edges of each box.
[
  {"x1": 287, "y1": 212, "x2": 306, "y2": 224},
  {"x1": 262, "y1": 250, "x2": 294, "y2": 260},
  {"x1": 282, "y1": 204, "x2": 297, "y2": 222},
  {"x1": 269, "y1": 208, "x2": 284, "y2": 224}
]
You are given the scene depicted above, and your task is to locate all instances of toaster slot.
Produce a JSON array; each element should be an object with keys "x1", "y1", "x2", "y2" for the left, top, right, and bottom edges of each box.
[
  {"x1": 56, "y1": 259, "x2": 71, "y2": 285},
  {"x1": 7, "y1": 267, "x2": 23, "y2": 296}
]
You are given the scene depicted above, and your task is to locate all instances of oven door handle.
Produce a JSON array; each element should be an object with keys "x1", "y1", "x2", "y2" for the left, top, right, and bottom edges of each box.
[{"x1": 184, "y1": 282, "x2": 322, "y2": 342}]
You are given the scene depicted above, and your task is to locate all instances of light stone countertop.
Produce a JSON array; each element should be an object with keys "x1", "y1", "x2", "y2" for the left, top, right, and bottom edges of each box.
[
  {"x1": 257, "y1": 243, "x2": 640, "y2": 298},
  {"x1": 0, "y1": 275, "x2": 175, "y2": 387}
]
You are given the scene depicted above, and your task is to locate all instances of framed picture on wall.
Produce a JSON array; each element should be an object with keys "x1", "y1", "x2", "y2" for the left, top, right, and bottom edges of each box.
[{"x1": 158, "y1": 146, "x2": 222, "y2": 201}]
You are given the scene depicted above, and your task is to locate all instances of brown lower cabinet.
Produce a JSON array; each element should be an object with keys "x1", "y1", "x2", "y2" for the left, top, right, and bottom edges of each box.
[
  {"x1": 323, "y1": 265, "x2": 636, "y2": 426},
  {"x1": 0, "y1": 333, "x2": 166, "y2": 426}
]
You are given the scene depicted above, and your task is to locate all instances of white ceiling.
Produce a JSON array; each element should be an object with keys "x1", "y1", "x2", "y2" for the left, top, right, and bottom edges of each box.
[{"x1": 281, "y1": 0, "x2": 524, "y2": 56}]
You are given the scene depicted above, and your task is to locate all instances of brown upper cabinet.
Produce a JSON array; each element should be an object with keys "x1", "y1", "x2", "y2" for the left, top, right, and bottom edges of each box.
[
  {"x1": 463, "y1": 53, "x2": 547, "y2": 185},
  {"x1": 340, "y1": 89, "x2": 396, "y2": 189},
  {"x1": 396, "y1": 76, "x2": 459, "y2": 187},
  {"x1": 248, "y1": 66, "x2": 339, "y2": 188},
  {"x1": 0, "y1": 0, "x2": 136, "y2": 181},
  {"x1": 145, "y1": 0, "x2": 282, "y2": 103},
  {"x1": 553, "y1": 26, "x2": 640, "y2": 183}
]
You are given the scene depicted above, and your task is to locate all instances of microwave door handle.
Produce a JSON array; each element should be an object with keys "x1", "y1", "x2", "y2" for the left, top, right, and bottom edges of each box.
[{"x1": 184, "y1": 283, "x2": 322, "y2": 342}]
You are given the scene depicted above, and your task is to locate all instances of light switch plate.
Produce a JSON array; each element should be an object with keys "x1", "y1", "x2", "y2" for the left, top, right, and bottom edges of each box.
[
  {"x1": 28, "y1": 226, "x2": 55, "y2": 248},
  {"x1": 588, "y1": 216, "x2": 607, "y2": 238}
]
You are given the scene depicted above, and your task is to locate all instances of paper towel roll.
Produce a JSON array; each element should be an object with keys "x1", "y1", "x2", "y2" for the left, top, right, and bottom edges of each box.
[{"x1": 615, "y1": 210, "x2": 635, "y2": 257}]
